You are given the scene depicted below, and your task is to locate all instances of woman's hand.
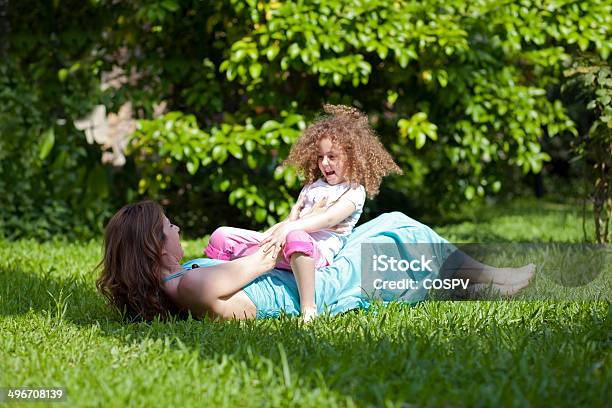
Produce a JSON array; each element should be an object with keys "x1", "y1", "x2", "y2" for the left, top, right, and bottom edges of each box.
[{"x1": 254, "y1": 243, "x2": 282, "y2": 271}]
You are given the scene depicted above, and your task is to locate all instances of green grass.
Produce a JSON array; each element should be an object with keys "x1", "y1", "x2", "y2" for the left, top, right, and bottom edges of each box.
[
  {"x1": 1, "y1": 199, "x2": 609, "y2": 407},
  {"x1": 432, "y1": 197, "x2": 597, "y2": 243}
]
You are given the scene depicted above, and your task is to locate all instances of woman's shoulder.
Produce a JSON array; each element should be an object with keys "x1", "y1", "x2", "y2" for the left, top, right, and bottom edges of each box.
[
  {"x1": 172, "y1": 268, "x2": 214, "y2": 310},
  {"x1": 159, "y1": 272, "x2": 205, "y2": 318}
]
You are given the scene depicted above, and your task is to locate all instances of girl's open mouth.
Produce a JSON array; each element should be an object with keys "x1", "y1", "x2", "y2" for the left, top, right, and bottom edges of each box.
[{"x1": 325, "y1": 170, "x2": 335, "y2": 176}]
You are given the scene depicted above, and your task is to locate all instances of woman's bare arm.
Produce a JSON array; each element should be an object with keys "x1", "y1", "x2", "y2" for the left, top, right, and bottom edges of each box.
[{"x1": 178, "y1": 247, "x2": 279, "y2": 315}]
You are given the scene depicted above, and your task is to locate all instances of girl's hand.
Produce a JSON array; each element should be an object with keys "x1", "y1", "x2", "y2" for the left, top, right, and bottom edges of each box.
[
  {"x1": 260, "y1": 223, "x2": 292, "y2": 254},
  {"x1": 288, "y1": 194, "x2": 306, "y2": 221},
  {"x1": 327, "y1": 220, "x2": 351, "y2": 234},
  {"x1": 298, "y1": 198, "x2": 328, "y2": 219}
]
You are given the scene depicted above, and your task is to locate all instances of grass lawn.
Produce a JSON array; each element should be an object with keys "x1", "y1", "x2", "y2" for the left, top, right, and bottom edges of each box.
[{"x1": 1, "y1": 198, "x2": 609, "y2": 407}]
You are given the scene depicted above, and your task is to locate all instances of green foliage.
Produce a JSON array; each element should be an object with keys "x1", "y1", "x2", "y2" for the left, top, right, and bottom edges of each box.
[
  {"x1": 562, "y1": 54, "x2": 612, "y2": 243},
  {"x1": 0, "y1": 58, "x2": 114, "y2": 240},
  {"x1": 2, "y1": 0, "x2": 611, "y2": 237},
  {"x1": 216, "y1": 0, "x2": 608, "y2": 211},
  {"x1": 0, "y1": 1, "x2": 132, "y2": 239},
  {"x1": 130, "y1": 110, "x2": 305, "y2": 225},
  {"x1": 119, "y1": 0, "x2": 610, "y2": 225}
]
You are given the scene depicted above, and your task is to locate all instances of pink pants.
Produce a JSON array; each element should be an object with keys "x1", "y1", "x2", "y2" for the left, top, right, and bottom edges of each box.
[{"x1": 204, "y1": 227, "x2": 329, "y2": 271}]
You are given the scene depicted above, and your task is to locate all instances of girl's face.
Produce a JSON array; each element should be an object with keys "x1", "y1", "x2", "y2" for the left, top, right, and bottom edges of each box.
[
  {"x1": 318, "y1": 137, "x2": 347, "y2": 185},
  {"x1": 162, "y1": 216, "x2": 184, "y2": 262}
]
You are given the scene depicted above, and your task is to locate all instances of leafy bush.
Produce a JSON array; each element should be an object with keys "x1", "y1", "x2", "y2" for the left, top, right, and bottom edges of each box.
[
  {"x1": 129, "y1": 110, "x2": 304, "y2": 233},
  {"x1": 2, "y1": 0, "x2": 610, "y2": 238},
  {"x1": 562, "y1": 54, "x2": 612, "y2": 243},
  {"x1": 0, "y1": 60, "x2": 115, "y2": 240},
  {"x1": 0, "y1": 2, "x2": 118, "y2": 239}
]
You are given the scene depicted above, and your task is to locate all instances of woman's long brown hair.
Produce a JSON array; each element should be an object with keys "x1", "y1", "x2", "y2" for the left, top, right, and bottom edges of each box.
[{"x1": 96, "y1": 200, "x2": 181, "y2": 321}]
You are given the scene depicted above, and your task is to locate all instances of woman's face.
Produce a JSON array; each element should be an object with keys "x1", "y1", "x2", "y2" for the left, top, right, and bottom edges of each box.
[{"x1": 162, "y1": 217, "x2": 184, "y2": 262}]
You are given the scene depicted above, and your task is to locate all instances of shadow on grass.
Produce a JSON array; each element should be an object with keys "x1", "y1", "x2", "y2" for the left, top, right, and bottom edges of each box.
[
  {"x1": 1, "y1": 266, "x2": 608, "y2": 406},
  {"x1": 0, "y1": 264, "x2": 109, "y2": 323}
]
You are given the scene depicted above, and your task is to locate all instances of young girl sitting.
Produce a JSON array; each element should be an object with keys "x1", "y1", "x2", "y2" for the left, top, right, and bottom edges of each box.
[{"x1": 204, "y1": 104, "x2": 402, "y2": 321}]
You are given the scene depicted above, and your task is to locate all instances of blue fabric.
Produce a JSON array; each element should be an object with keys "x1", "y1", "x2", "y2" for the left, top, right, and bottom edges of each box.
[{"x1": 182, "y1": 212, "x2": 457, "y2": 319}]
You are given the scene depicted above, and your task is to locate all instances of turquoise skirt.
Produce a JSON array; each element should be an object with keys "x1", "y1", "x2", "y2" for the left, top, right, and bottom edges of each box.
[{"x1": 182, "y1": 212, "x2": 457, "y2": 319}]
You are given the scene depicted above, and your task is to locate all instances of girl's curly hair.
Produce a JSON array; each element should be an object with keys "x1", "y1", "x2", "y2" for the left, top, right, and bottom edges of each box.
[{"x1": 283, "y1": 104, "x2": 402, "y2": 197}]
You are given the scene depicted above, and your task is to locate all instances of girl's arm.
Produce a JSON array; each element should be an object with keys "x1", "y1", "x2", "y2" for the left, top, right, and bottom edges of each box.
[
  {"x1": 260, "y1": 198, "x2": 355, "y2": 252},
  {"x1": 262, "y1": 220, "x2": 286, "y2": 237},
  {"x1": 287, "y1": 198, "x2": 354, "y2": 232}
]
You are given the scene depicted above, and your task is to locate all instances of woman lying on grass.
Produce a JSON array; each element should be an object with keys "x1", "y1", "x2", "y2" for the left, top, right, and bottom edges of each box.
[{"x1": 96, "y1": 201, "x2": 535, "y2": 321}]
